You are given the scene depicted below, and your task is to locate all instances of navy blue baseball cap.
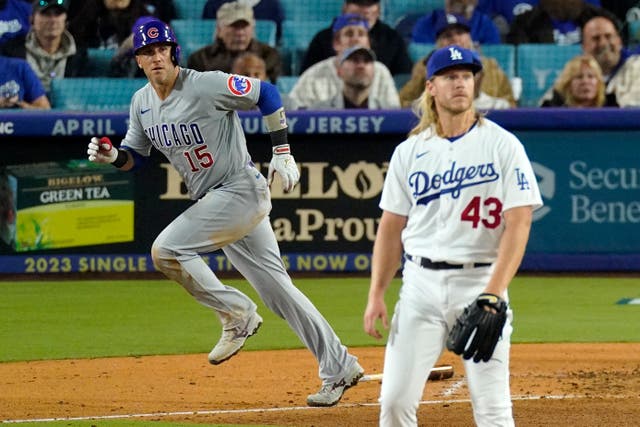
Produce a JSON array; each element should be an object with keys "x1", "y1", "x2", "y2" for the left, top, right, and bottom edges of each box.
[
  {"x1": 32, "y1": 0, "x2": 68, "y2": 13},
  {"x1": 434, "y1": 11, "x2": 471, "y2": 38},
  {"x1": 426, "y1": 45, "x2": 483, "y2": 79},
  {"x1": 332, "y1": 13, "x2": 369, "y2": 34}
]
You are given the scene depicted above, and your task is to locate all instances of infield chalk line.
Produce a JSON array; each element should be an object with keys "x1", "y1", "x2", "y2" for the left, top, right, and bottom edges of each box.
[{"x1": 1, "y1": 394, "x2": 593, "y2": 424}]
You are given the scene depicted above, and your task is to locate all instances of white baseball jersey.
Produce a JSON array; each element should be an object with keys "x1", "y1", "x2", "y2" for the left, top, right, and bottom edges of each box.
[
  {"x1": 121, "y1": 68, "x2": 261, "y2": 199},
  {"x1": 380, "y1": 118, "x2": 543, "y2": 263}
]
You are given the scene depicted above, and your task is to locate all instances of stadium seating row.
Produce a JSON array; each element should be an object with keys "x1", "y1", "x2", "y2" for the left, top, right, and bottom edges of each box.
[
  {"x1": 172, "y1": 19, "x2": 278, "y2": 53},
  {"x1": 80, "y1": 42, "x2": 582, "y2": 109}
]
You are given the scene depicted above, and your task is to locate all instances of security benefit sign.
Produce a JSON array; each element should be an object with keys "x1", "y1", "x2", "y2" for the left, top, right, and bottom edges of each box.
[
  {"x1": 4, "y1": 161, "x2": 133, "y2": 252},
  {"x1": 520, "y1": 130, "x2": 640, "y2": 253}
]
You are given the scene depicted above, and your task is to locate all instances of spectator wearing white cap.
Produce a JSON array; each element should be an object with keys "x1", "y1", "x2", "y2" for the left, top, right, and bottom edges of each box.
[
  {"x1": 309, "y1": 45, "x2": 395, "y2": 109},
  {"x1": 288, "y1": 13, "x2": 399, "y2": 109},
  {"x1": 201, "y1": 0, "x2": 284, "y2": 43},
  {"x1": 187, "y1": 0, "x2": 281, "y2": 82}
]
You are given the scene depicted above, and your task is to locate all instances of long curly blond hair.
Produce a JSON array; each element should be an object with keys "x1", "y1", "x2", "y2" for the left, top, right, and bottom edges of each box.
[
  {"x1": 408, "y1": 84, "x2": 482, "y2": 137},
  {"x1": 553, "y1": 55, "x2": 606, "y2": 107}
]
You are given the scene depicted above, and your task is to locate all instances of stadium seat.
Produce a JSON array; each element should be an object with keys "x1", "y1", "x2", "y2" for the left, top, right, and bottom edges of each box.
[
  {"x1": 280, "y1": 19, "x2": 328, "y2": 75},
  {"x1": 515, "y1": 44, "x2": 581, "y2": 107},
  {"x1": 276, "y1": 75, "x2": 298, "y2": 94},
  {"x1": 628, "y1": 19, "x2": 640, "y2": 46},
  {"x1": 382, "y1": 0, "x2": 439, "y2": 27},
  {"x1": 174, "y1": 0, "x2": 208, "y2": 19},
  {"x1": 171, "y1": 19, "x2": 278, "y2": 55},
  {"x1": 279, "y1": 0, "x2": 343, "y2": 21},
  {"x1": 86, "y1": 48, "x2": 118, "y2": 77},
  {"x1": 394, "y1": 12, "x2": 424, "y2": 44},
  {"x1": 50, "y1": 78, "x2": 147, "y2": 111},
  {"x1": 407, "y1": 42, "x2": 434, "y2": 63},
  {"x1": 481, "y1": 44, "x2": 516, "y2": 79},
  {"x1": 393, "y1": 73, "x2": 411, "y2": 90}
]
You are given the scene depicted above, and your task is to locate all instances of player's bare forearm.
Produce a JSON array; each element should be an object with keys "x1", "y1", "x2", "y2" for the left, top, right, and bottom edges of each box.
[
  {"x1": 365, "y1": 210, "x2": 407, "y2": 339},
  {"x1": 369, "y1": 210, "x2": 407, "y2": 298},
  {"x1": 485, "y1": 205, "x2": 533, "y2": 296}
]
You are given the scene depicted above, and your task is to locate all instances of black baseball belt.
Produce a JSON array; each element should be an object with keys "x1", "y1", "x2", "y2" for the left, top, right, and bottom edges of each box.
[{"x1": 406, "y1": 254, "x2": 492, "y2": 270}]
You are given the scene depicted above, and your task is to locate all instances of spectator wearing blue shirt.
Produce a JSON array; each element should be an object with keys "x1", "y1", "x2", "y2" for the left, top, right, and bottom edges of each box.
[
  {"x1": 202, "y1": 0, "x2": 284, "y2": 43},
  {"x1": 0, "y1": 55, "x2": 50, "y2": 108},
  {"x1": 476, "y1": 0, "x2": 601, "y2": 28},
  {"x1": 0, "y1": 0, "x2": 31, "y2": 47},
  {"x1": 506, "y1": 0, "x2": 617, "y2": 45},
  {"x1": 411, "y1": 0, "x2": 501, "y2": 45},
  {"x1": 476, "y1": 0, "x2": 599, "y2": 39}
]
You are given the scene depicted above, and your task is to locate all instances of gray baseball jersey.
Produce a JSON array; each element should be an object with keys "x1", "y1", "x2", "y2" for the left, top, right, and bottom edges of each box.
[
  {"x1": 123, "y1": 67, "x2": 358, "y2": 385},
  {"x1": 122, "y1": 68, "x2": 259, "y2": 199}
]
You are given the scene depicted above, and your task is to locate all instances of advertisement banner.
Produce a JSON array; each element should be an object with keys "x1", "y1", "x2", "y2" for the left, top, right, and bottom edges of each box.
[
  {"x1": 1, "y1": 110, "x2": 639, "y2": 272},
  {"x1": 522, "y1": 130, "x2": 640, "y2": 253},
  {"x1": 3, "y1": 161, "x2": 134, "y2": 252}
]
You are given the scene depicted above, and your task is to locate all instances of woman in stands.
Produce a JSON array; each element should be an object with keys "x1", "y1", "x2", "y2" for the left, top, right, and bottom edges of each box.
[{"x1": 540, "y1": 54, "x2": 617, "y2": 107}]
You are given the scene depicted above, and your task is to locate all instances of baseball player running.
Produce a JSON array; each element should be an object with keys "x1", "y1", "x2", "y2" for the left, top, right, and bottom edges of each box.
[
  {"x1": 363, "y1": 45, "x2": 542, "y2": 426},
  {"x1": 86, "y1": 19, "x2": 363, "y2": 407}
]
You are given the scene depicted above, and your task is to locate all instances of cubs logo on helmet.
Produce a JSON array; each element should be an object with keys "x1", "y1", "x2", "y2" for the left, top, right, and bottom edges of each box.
[
  {"x1": 227, "y1": 75, "x2": 252, "y2": 96},
  {"x1": 146, "y1": 26, "x2": 160, "y2": 40},
  {"x1": 132, "y1": 19, "x2": 181, "y2": 64}
]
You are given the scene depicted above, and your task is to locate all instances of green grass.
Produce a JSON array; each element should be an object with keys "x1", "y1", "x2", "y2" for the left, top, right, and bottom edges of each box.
[
  {"x1": 509, "y1": 276, "x2": 640, "y2": 342},
  {"x1": 0, "y1": 276, "x2": 638, "y2": 363}
]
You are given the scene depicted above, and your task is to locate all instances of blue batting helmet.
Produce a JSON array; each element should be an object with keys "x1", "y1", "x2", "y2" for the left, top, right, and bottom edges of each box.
[{"x1": 133, "y1": 18, "x2": 181, "y2": 65}]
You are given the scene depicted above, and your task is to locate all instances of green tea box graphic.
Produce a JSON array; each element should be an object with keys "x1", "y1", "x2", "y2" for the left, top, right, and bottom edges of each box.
[{"x1": 6, "y1": 160, "x2": 134, "y2": 251}]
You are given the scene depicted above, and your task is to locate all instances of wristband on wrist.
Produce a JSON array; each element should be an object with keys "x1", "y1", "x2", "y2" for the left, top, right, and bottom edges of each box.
[
  {"x1": 112, "y1": 149, "x2": 128, "y2": 168},
  {"x1": 270, "y1": 128, "x2": 288, "y2": 147}
]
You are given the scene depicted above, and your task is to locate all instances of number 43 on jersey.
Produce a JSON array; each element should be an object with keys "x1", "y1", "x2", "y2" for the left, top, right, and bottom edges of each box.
[{"x1": 461, "y1": 197, "x2": 503, "y2": 229}]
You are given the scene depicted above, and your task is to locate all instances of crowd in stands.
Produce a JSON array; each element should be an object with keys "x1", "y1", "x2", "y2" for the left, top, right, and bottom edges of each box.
[
  {"x1": 1, "y1": 0, "x2": 640, "y2": 110},
  {"x1": 188, "y1": 1, "x2": 281, "y2": 82},
  {"x1": 288, "y1": 12, "x2": 400, "y2": 109},
  {"x1": 398, "y1": 10, "x2": 515, "y2": 109}
]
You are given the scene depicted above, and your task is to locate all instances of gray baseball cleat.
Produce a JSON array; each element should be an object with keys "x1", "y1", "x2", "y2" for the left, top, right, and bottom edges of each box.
[
  {"x1": 208, "y1": 312, "x2": 263, "y2": 365},
  {"x1": 306, "y1": 361, "x2": 364, "y2": 407}
]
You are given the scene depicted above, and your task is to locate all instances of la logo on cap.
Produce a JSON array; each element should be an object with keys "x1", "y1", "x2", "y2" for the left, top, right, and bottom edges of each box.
[{"x1": 448, "y1": 47, "x2": 463, "y2": 60}]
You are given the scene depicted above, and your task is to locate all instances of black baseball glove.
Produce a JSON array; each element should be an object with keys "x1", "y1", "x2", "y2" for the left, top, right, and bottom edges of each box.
[{"x1": 446, "y1": 293, "x2": 508, "y2": 363}]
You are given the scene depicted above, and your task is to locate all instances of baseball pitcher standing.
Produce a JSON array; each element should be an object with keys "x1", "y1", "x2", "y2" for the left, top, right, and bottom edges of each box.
[
  {"x1": 363, "y1": 45, "x2": 543, "y2": 426},
  {"x1": 86, "y1": 19, "x2": 363, "y2": 407}
]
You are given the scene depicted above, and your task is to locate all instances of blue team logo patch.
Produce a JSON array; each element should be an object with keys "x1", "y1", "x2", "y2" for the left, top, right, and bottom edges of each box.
[{"x1": 227, "y1": 75, "x2": 252, "y2": 96}]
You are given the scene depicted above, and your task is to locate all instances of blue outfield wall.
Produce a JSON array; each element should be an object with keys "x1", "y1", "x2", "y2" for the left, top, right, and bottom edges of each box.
[{"x1": 1, "y1": 108, "x2": 639, "y2": 273}]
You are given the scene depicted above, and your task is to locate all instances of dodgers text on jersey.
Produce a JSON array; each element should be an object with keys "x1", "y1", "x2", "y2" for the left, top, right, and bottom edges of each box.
[{"x1": 409, "y1": 161, "x2": 499, "y2": 206}]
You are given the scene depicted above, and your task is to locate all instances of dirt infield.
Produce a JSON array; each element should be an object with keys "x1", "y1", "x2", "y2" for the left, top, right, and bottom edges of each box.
[{"x1": 1, "y1": 343, "x2": 639, "y2": 426}]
